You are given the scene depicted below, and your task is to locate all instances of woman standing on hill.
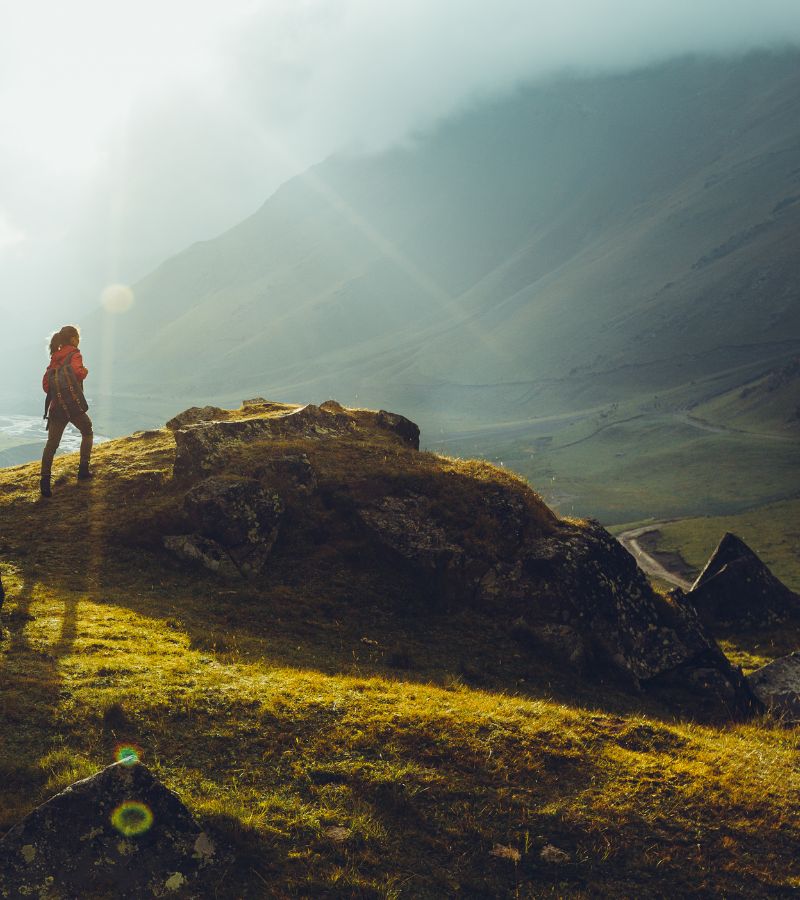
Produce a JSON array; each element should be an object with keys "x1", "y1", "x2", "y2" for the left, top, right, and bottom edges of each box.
[{"x1": 40, "y1": 325, "x2": 93, "y2": 498}]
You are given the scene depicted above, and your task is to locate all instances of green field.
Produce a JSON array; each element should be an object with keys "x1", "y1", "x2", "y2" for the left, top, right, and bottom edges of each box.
[
  {"x1": 435, "y1": 404, "x2": 800, "y2": 525},
  {"x1": 647, "y1": 499, "x2": 800, "y2": 594}
]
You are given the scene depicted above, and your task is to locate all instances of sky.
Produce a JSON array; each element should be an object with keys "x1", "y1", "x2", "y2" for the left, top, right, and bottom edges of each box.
[{"x1": 2, "y1": 0, "x2": 800, "y2": 377}]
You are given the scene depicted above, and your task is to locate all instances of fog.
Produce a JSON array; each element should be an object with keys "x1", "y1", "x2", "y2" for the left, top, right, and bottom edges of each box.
[{"x1": 2, "y1": 0, "x2": 800, "y2": 395}]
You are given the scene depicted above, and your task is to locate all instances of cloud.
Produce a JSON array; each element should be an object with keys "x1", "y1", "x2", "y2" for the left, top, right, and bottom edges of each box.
[
  {"x1": 0, "y1": 213, "x2": 25, "y2": 251},
  {"x1": 2, "y1": 0, "x2": 800, "y2": 380},
  {"x1": 228, "y1": 0, "x2": 800, "y2": 157}
]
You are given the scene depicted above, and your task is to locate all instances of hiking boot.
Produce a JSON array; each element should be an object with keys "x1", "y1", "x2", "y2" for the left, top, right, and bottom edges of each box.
[
  {"x1": 77, "y1": 467, "x2": 93, "y2": 482},
  {"x1": 40, "y1": 476, "x2": 52, "y2": 498}
]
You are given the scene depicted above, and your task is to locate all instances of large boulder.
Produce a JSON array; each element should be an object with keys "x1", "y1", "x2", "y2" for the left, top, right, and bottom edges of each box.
[
  {"x1": 358, "y1": 494, "x2": 469, "y2": 604},
  {"x1": 489, "y1": 520, "x2": 749, "y2": 703},
  {"x1": 0, "y1": 760, "x2": 220, "y2": 899},
  {"x1": 685, "y1": 533, "x2": 800, "y2": 627},
  {"x1": 184, "y1": 476, "x2": 282, "y2": 547},
  {"x1": 747, "y1": 652, "x2": 800, "y2": 723},
  {"x1": 375, "y1": 409, "x2": 420, "y2": 449},
  {"x1": 358, "y1": 492, "x2": 752, "y2": 710},
  {"x1": 165, "y1": 476, "x2": 282, "y2": 578},
  {"x1": 172, "y1": 403, "x2": 419, "y2": 478}
]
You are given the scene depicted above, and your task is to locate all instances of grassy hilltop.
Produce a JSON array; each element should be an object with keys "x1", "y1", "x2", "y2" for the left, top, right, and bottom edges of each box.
[{"x1": 0, "y1": 403, "x2": 799, "y2": 898}]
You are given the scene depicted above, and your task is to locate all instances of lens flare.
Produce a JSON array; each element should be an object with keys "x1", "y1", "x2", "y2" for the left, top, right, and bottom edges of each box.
[
  {"x1": 101, "y1": 283, "x2": 134, "y2": 314},
  {"x1": 111, "y1": 801, "x2": 153, "y2": 837},
  {"x1": 114, "y1": 744, "x2": 142, "y2": 766}
]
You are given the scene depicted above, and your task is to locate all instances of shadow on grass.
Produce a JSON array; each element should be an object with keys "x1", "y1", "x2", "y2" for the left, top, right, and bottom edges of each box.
[
  {"x1": 0, "y1": 478, "x2": 797, "y2": 896},
  {"x1": 0, "y1": 550, "x2": 79, "y2": 830}
]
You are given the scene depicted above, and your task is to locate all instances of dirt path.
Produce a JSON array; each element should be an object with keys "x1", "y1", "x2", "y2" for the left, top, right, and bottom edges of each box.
[
  {"x1": 617, "y1": 525, "x2": 694, "y2": 591},
  {"x1": 673, "y1": 411, "x2": 795, "y2": 442}
]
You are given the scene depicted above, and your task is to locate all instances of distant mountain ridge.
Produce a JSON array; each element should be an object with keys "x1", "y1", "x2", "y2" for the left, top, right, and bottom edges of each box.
[{"x1": 90, "y1": 49, "x2": 800, "y2": 432}]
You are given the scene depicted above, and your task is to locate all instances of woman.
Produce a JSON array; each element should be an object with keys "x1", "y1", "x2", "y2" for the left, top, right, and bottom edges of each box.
[{"x1": 41, "y1": 325, "x2": 93, "y2": 498}]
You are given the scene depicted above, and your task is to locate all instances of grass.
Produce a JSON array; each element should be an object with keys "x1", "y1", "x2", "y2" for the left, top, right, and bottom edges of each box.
[
  {"x1": 626, "y1": 499, "x2": 800, "y2": 677},
  {"x1": 433, "y1": 393, "x2": 800, "y2": 525},
  {"x1": 1, "y1": 405, "x2": 799, "y2": 897},
  {"x1": 648, "y1": 499, "x2": 800, "y2": 595}
]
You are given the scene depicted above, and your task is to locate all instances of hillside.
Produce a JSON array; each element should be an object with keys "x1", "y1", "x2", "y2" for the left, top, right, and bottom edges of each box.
[
  {"x1": 1, "y1": 402, "x2": 799, "y2": 897},
  {"x1": 39, "y1": 49, "x2": 794, "y2": 523},
  {"x1": 77, "y1": 51, "x2": 800, "y2": 419}
]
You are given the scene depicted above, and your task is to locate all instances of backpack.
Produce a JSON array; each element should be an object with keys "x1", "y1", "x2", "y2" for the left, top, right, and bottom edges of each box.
[{"x1": 44, "y1": 351, "x2": 89, "y2": 427}]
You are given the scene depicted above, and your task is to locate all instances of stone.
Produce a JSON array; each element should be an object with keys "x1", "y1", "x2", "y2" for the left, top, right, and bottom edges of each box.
[
  {"x1": 165, "y1": 477, "x2": 282, "y2": 579},
  {"x1": 184, "y1": 476, "x2": 282, "y2": 547},
  {"x1": 173, "y1": 404, "x2": 354, "y2": 478},
  {"x1": 163, "y1": 533, "x2": 240, "y2": 579},
  {"x1": 747, "y1": 652, "x2": 800, "y2": 722},
  {"x1": 172, "y1": 403, "x2": 420, "y2": 478},
  {"x1": 490, "y1": 843, "x2": 521, "y2": 862},
  {"x1": 357, "y1": 494, "x2": 467, "y2": 603},
  {"x1": 360, "y1": 495, "x2": 752, "y2": 710},
  {"x1": 540, "y1": 844, "x2": 570, "y2": 864},
  {"x1": 0, "y1": 760, "x2": 221, "y2": 899},
  {"x1": 686, "y1": 533, "x2": 800, "y2": 626},
  {"x1": 548, "y1": 523, "x2": 715, "y2": 683},
  {"x1": 165, "y1": 405, "x2": 229, "y2": 430},
  {"x1": 375, "y1": 410, "x2": 420, "y2": 450}
]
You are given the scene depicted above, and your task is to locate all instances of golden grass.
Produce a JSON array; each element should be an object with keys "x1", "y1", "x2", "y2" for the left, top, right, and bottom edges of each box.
[{"x1": 0, "y1": 413, "x2": 798, "y2": 897}]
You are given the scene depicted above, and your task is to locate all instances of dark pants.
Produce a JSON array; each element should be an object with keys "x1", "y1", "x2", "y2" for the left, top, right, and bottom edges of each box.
[{"x1": 41, "y1": 409, "x2": 93, "y2": 478}]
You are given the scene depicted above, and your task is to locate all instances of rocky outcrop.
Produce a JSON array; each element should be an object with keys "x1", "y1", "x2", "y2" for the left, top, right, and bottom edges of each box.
[
  {"x1": 685, "y1": 533, "x2": 800, "y2": 626},
  {"x1": 358, "y1": 492, "x2": 751, "y2": 708},
  {"x1": 747, "y1": 652, "x2": 800, "y2": 723},
  {"x1": 172, "y1": 403, "x2": 419, "y2": 478},
  {"x1": 164, "y1": 476, "x2": 282, "y2": 578},
  {"x1": 0, "y1": 760, "x2": 221, "y2": 899},
  {"x1": 506, "y1": 522, "x2": 721, "y2": 683},
  {"x1": 159, "y1": 400, "x2": 753, "y2": 712},
  {"x1": 375, "y1": 410, "x2": 421, "y2": 449},
  {"x1": 358, "y1": 494, "x2": 469, "y2": 605},
  {"x1": 165, "y1": 405, "x2": 230, "y2": 430},
  {"x1": 184, "y1": 477, "x2": 281, "y2": 546}
]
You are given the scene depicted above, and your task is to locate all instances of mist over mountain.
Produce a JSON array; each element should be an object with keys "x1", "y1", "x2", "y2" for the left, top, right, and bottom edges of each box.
[{"x1": 81, "y1": 51, "x2": 799, "y2": 439}]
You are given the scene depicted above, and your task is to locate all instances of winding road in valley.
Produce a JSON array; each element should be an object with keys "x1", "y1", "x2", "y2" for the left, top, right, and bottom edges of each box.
[{"x1": 617, "y1": 525, "x2": 695, "y2": 591}]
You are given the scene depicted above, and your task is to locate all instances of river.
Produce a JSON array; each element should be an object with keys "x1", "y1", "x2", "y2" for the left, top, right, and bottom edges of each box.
[{"x1": 0, "y1": 414, "x2": 108, "y2": 467}]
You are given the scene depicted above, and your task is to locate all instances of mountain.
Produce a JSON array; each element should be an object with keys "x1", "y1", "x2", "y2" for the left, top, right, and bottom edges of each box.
[
  {"x1": 19, "y1": 49, "x2": 788, "y2": 522},
  {"x1": 90, "y1": 51, "x2": 800, "y2": 419},
  {"x1": 1, "y1": 400, "x2": 798, "y2": 896}
]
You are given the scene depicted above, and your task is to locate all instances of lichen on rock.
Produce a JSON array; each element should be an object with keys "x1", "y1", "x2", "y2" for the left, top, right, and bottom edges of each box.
[{"x1": 0, "y1": 760, "x2": 223, "y2": 899}]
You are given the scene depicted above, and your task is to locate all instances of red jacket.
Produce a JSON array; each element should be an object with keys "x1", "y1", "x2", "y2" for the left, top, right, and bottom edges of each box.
[{"x1": 43, "y1": 345, "x2": 89, "y2": 393}]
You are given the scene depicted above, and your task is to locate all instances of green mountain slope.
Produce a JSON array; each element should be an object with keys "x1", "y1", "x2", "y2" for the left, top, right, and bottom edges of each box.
[{"x1": 92, "y1": 52, "x2": 800, "y2": 419}]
